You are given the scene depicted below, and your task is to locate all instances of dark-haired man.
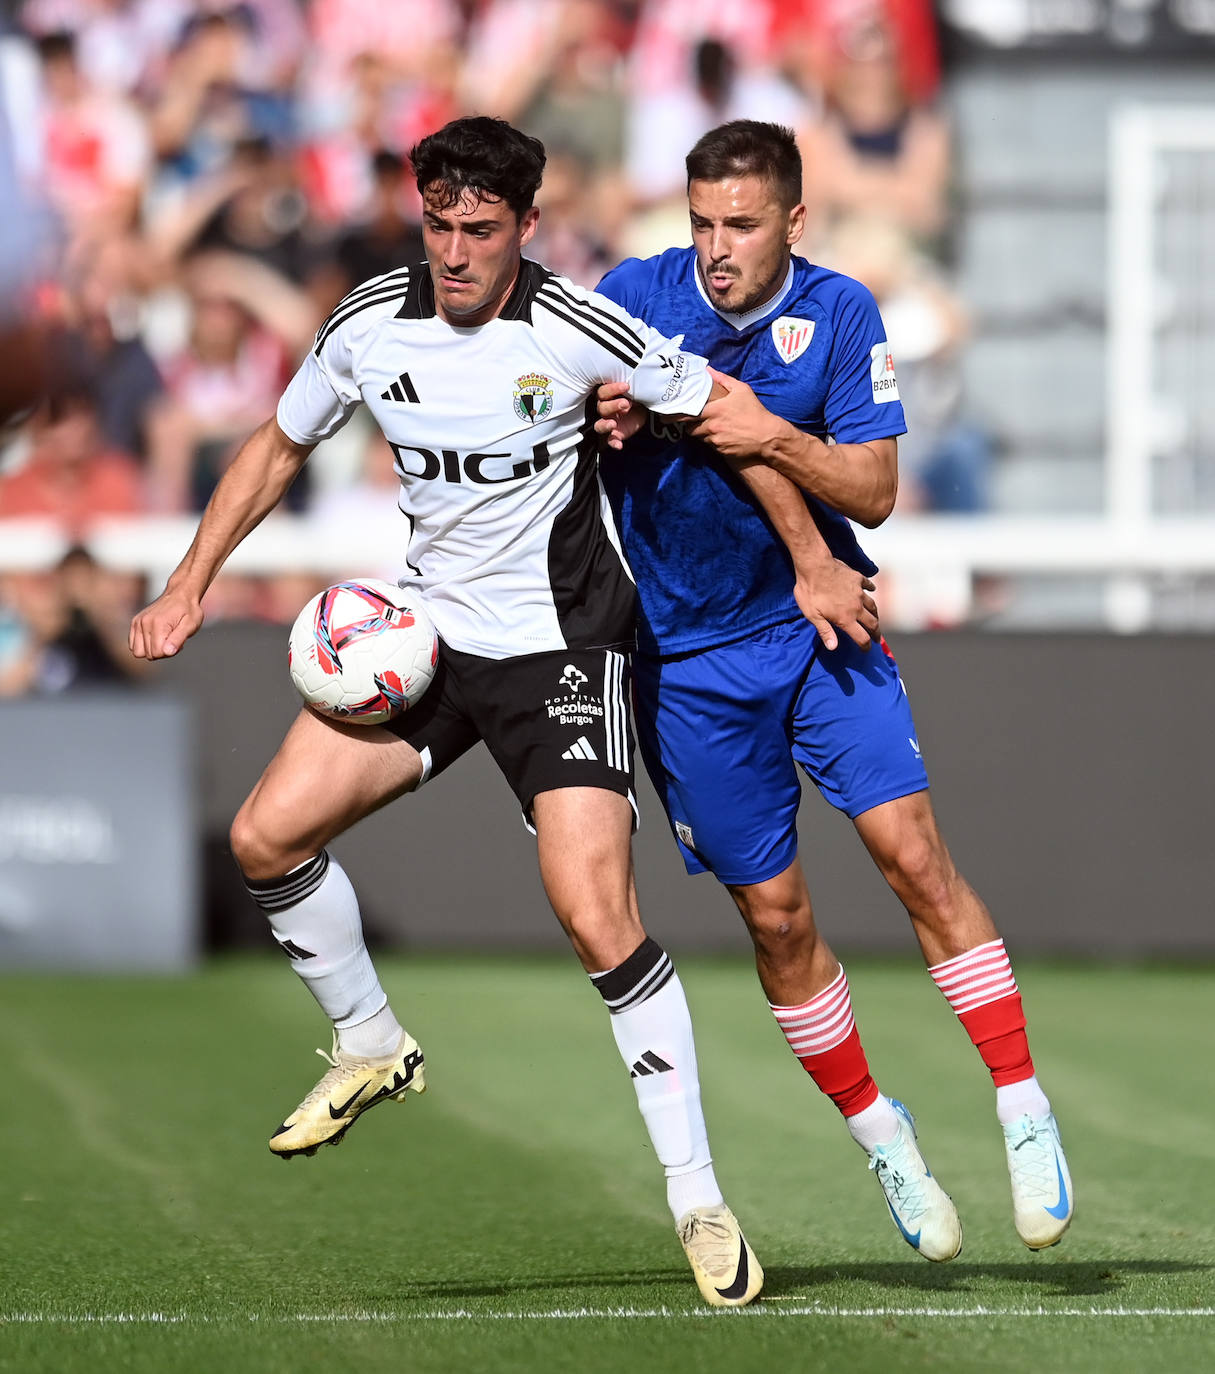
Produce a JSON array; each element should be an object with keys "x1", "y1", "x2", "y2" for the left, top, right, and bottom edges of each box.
[
  {"x1": 128, "y1": 115, "x2": 836, "y2": 1307},
  {"x1": 596, "y1": 119, "x2": 1073, "y2": 1257}
]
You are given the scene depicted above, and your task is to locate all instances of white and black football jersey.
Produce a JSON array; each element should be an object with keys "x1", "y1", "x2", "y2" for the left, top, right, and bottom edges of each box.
[{"x1": 277, "y1": 259, "x2": 712, "y2": 659}]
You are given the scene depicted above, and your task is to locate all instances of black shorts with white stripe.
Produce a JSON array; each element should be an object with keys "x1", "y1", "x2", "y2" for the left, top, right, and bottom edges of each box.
[{"x1": 384, "y1": 644, "x2": 637, "y2": 824}]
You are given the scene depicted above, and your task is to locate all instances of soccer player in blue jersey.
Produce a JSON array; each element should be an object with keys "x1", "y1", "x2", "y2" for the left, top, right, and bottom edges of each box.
[{"x1": 595, "y1": 120, "x2": 1073, "y2": 1257}]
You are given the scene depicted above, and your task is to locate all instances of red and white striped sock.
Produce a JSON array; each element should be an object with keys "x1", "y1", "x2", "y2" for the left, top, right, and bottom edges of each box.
[
  {"x1": 771, "y1": 966, "x2": 899, "y2": 1149},
  {"x1": 929, "y1": 938, "x2": 1049, "y2": 1123}
]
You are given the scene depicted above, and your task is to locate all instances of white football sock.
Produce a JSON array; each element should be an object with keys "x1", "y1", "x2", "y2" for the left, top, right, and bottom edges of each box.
[
  {"x1": 590, "y1": 938, "x2": 723, "y2": 1223},
  {"x1": 337, "y1": 1002, "x2": 406, "y2": 1060},
  {"x1": 243, "y1": 851, "x2": 402, "y2": 1045},
  {"x1": 995, "y1": 1075, "x2": 1051, "y2": 1125},
  {"x1": 844, "y1": 1093, "x2": 904, "y2": 1152}
]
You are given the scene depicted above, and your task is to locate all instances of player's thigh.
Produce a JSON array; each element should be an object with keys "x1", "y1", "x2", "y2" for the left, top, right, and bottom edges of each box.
[
  {"x1": 236, "y1": 706, "x2": 428, "y2": 860},
  {"x1": 633, "y1": 629, "x2": 806, "y2": 887},
  {"x1": 239, "y1": 649, "x2": 481, "y2": 860},
  {"x1": 792, "y1": 635, "x2": 928, "y2": 818}
]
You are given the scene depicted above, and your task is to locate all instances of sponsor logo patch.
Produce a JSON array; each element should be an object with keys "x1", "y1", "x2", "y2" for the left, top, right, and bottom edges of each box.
[
  {"x1": 659, "y1": 351, "x2": 691, "y2": 404},
  {"x1": 870, "y1": 341, "x2": 900, "y2": 402}
]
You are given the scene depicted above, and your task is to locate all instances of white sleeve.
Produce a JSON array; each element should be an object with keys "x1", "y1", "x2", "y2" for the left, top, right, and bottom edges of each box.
[
  {"x1": 276, "y1": 343, "x2": 362, "y2": 446},
  {"x1": 543, "y1": 279, "x2": 714, "y2": 419},
  {"x1": 625, "y1": 324, "x2": 714, "y2": 418}
]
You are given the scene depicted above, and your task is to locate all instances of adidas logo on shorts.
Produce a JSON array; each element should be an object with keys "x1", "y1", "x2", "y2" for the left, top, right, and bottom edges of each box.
[{"x1": 562, "y1": 735, "x2": 598, "y2": 761}]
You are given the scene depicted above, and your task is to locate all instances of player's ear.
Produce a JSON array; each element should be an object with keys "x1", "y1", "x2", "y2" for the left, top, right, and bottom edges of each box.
[
  {"x1": 518, "y1": 206, "x2": 540, "y2": 248},
  {"x1": 787, "y1": 201, "x2": 807, "y2": 250}
]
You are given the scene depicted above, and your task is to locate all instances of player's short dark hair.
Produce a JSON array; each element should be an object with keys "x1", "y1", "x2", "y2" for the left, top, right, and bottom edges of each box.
[
  {"x1": 685, "y1": 120, "x2": 803, "y2": 209},
  {"x1": 410, "y1": 117, "x2": 546, "y2": 220}
]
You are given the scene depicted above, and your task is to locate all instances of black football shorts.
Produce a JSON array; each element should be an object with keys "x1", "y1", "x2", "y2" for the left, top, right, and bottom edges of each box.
[{"x1": 385, "y1": 644, "x2": 637, "y2": 823}]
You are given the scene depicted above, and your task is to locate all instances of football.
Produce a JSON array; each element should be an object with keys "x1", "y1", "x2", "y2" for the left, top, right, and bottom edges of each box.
[{"x1": 288, "y1": 579, "x2": 439, "y2": 725}]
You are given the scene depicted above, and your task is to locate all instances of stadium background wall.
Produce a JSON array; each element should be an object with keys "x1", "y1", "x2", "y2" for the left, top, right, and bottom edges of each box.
[{"x1": 145, "y1": 623, "x2": 1211, "y2": 960}]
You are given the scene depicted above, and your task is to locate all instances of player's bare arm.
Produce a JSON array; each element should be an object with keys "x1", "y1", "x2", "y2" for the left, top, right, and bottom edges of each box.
[
  {"x1": 129, "y1": 418, "x2": 313, "y2": 660},
  {"x1": 688, "y1": 368, "x2": 899, "y2": 529},
  {"x1": 735, "y1": 461, "x2": 878, "y2": 651},
  {"x1": 595, "y1": 380, "x2": 878, "y2": 651}
]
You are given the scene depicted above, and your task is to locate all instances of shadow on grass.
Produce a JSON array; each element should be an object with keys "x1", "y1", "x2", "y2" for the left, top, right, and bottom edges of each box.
[
  {"x1": 396, "y1": 1260, "x2": 1211, "y2": 1304},
  {"x1": 764, "y1": 1259, "x2": 1212, "y2": 1299}
]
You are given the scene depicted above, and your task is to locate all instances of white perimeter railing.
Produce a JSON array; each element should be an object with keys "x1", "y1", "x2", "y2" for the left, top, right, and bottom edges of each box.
[{"x1": 3, "y1": 510, "x2": 1214, "y2": 634}]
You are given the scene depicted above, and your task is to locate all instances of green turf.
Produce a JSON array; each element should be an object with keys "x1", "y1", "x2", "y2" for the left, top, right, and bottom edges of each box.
[{"x1": 0, "y1": 955, "x2": 1211, "y2": 1373}]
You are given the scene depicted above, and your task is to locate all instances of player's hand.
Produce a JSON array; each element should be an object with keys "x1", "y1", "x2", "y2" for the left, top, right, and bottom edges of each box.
[
  {"x1": 594, "y1": 380, "x2": 647, "y2": 450},
  {"x1": 793, "y1": 557, "x2": 879, "y2": 653},
  {"x1": 129, "y1": 585, "x2": 205, "y2": 660},
  {"x1": 686, "y1": 367, "x2": 784, "y2": 461}
]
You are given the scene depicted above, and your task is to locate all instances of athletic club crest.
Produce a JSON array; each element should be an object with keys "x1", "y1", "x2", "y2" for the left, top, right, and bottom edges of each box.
[
  {"x1": 770, "y1": 316, "x2": 815, "y2": 364},
  {"x1": 513, "y1": 372, "x2": 555, "y2": 424}
]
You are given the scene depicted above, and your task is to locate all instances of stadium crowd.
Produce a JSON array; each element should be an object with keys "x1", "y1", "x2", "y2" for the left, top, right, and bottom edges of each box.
[{"x1": 0, "y1": 0, "x2": 994, "y2": 694}]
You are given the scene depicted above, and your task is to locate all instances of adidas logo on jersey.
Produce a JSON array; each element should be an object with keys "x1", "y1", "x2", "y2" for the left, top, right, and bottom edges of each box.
[
  {"x1": 381, "y1": 372, "x2": 420, "y2": 403},
  {"x1": 562, "y1": 736, "x2": 598, "y2": 761},
  {"x1": 630, "y1": 1051, "x2": 675, "y2": 1078}
]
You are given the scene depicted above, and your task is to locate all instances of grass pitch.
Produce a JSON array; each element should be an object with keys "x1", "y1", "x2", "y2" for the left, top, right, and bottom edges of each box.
[{"x1": 0, "y1": 954, "x2": 1211, "y2": 1373}]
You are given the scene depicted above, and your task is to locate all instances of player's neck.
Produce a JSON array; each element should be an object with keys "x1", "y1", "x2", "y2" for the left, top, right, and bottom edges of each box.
[
  {"x1": 695, "y1": 258, "x2": 795, "y2": 331},
  {"x1": 434, "y1": 264, "x2": 523, "y2": 327}
]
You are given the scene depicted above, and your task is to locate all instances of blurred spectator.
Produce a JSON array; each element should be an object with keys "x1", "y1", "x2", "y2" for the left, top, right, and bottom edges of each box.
[
  {"x1": 0, "y1": 386, "x2": 145, "y2": 534},
  {"x1": 34, "y1": 27, "x2": 152, "y2": 248},
  {"x1": 319, "y1": 148, "x2": 424, "y2": 299},
  {"x1": 819, "y1": 213, "x2": 990, "y2": 512},
  {"x1": 298, "y1": 0, "x2": 462, "y2": 224},
  {"x1": 463, "y1": 0, "x2": 630, "y2": 260},
  {"x1": 0, "y1": 546, "x2": 145, "y2": 695},
  {"x1": 775, "y1": 0, "x2": 942, "y2": 107},
  {"x1": 148, "y1": 7, "x2": 295, "y2": 182},
  {"x1": 151, "y1": 133, "x2": 314, "y2": 285},
  {"x1": 798, "y1": 18, "x2": 950, "y2": 249},
  {"x1": 146, "y1": 251, "x2": 313, "y2": 513},
  {"x1": 21, "y1": 0, "x2": 188, "y2": 97},
  {"x1": 626, "y1": 10, "x2": 808, "y2": 212},
  {"x1": 197, "y1": 567, "x2": 326, "y2": 628},
  {"x1": 55, "y1": 233, "x2": 164, "y2": 458},
  {"x1": 530, "y1": 149, "x2": 617, "y2": 288}
]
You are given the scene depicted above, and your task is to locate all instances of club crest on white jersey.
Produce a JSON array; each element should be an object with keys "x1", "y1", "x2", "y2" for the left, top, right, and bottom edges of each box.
[
  {"x1": 514, "y1": 372, "x2": 554, "y2": 424},
  {"x1": 771, "y1": 316, "x2": 815, "y2": 364}
]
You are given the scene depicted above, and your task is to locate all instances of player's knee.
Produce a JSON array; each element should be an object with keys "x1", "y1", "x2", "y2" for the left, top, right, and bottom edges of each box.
[
  {"x1": 736, "y1": 892, "x2": 817, "y2": 958},
  {"x1": 885, "y1": 834, "x2": 956, "y2": 916},
  {"x1": 563, "y1": 904, "x2": 643, "y2": 972},
  {"x1": 229, "y1": 797, "x2": 310, "y2": 882}
]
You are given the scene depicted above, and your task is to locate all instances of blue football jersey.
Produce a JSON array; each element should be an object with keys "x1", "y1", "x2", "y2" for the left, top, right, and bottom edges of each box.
[{"x1": 597, "y1": 247, "x2": 906, "y2": 657}]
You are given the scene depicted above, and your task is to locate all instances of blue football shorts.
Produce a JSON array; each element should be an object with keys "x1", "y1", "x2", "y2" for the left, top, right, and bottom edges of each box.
[{"x1": 632, "y1": 616, "x2": 929, "y2": 886}]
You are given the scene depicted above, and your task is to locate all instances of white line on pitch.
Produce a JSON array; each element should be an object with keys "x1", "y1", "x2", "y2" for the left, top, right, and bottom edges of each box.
[{"x1": 2, "y1": 1307, "x2": 1213, "y2": 1324}]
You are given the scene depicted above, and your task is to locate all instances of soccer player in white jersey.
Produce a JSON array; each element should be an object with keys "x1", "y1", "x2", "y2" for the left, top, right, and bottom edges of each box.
[{"x1": 128, "y1": 115, "x2": 869, "y2": 1308}]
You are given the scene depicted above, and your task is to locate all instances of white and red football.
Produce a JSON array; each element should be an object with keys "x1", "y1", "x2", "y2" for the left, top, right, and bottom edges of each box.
[{"x1": 288, "y1": 579, "x2": 438, "y2": 725}]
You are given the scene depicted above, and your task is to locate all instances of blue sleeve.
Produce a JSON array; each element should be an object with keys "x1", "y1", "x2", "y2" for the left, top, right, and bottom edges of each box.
[
  {"x1": 596, "y1": 257, "x2": 658, "y2": 319},
  {"x1": 824, "y1": 280, "x2": 907, "y2": 444}
]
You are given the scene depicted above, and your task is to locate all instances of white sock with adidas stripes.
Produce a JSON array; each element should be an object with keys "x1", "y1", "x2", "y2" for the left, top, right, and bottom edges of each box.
[
  {"x1": 243, "y1": 851, "x2": 403, "y2": 1058},
  {"x1": 590, "y1": 937, "x2": 723, "y2": 1222}
]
